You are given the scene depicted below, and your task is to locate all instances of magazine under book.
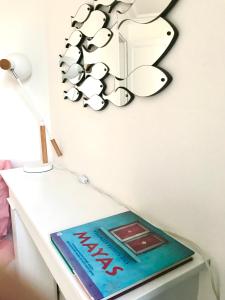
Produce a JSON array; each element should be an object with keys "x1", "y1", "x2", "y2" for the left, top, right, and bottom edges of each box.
[{"x1": 51, "y1": 211, "x2": 194, "y2": 300}]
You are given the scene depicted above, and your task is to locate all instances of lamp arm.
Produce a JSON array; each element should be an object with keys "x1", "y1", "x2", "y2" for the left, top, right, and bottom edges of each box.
[
  {"x1": 16, "y1": 77, "x2": 44, "y2": 124},
  {"x1": 13, "y1": 73, "x2": 63, "y2": 158},
  {"x1": 1, "y1": 56, "x2": 62, "y2": 158}
]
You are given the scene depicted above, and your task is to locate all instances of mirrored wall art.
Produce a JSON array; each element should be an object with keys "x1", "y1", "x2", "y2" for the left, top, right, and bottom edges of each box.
[{"x1": 59, "y1": 0, "x2": 178, "y2": 111}]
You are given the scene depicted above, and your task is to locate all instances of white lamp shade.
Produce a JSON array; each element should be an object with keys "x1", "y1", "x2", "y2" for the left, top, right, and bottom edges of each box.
[{"x1": 6, "y1": 53, "x2": 32, "y2": 81}]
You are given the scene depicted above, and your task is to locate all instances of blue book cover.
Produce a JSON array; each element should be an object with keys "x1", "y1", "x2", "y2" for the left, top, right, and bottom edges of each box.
[{"x1": 50, "y1": 211, "x2": 194, "y2": 300}]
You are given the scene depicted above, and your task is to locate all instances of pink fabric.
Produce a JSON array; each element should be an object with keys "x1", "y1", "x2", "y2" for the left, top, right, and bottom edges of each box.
[
  {"x1": 0, "y1": 160, "x2": 12, "y2": 239},
  {"x1": 0, "y1": 239, "x2": 14, "y2": 267}
]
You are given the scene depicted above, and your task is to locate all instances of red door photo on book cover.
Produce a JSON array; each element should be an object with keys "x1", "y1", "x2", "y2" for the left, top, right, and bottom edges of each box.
[
  {"x1": 110, "y1": 222, "x2": 149, "y2": 241},
  {"x1": 110, "y1": 222, "x2": 166, "y2": 254},
  {"x1": 125, "y1": 234, "x2": 165, "y2": 254}
]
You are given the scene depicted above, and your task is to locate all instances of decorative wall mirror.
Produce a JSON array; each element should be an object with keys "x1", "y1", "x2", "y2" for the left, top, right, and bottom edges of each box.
[{"x1": 60, "y1": 0, "x2": 178, "y2": 110}]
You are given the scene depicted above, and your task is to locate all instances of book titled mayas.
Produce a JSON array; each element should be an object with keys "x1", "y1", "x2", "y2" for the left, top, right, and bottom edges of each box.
[{"x1": 51, "y1": 211, "x2": 194, "y2": 300}]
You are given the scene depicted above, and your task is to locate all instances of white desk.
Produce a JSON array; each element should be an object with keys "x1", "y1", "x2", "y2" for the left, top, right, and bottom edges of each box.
[{"x1": 1, "y1": 168, "x2": 205, "y2": 300}]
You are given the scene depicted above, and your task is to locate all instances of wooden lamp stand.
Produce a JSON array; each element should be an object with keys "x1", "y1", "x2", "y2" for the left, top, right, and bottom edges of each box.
[
  {"x1": 23, "y1": 125, "x2": 63, "y2": 173},
  {"x1": 23, "y1": 125, "x2": 53, "y2": 173}
]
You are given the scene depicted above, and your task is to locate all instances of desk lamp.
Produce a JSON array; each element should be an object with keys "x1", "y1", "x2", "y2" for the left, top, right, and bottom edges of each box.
[{"x1": 0, "y1": 53, "x2": 62, "y2": 173}]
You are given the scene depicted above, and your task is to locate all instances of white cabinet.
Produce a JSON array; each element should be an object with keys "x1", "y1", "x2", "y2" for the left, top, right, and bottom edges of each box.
[
  {"x1": 11, "y1": 207, "x2": 58, "y2": 300},
  {"x1": 59, "y1": 291, "x2": 67, "y2": 300},
  {"x1": 1, "y1": 168, "x2": 205, "y2": 300}
]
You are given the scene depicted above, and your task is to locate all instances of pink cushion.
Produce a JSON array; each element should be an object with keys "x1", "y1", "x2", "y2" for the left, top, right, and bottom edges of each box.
[
  {"x1": 0, "y1": 239, "x2": 14, "y2": 267},
  {"x1": 0, "y1": 160, "x2": 12, "y2": 238}
]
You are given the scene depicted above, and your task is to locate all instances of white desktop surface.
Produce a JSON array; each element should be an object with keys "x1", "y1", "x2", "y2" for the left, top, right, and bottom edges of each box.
[{"x1": 1, "y1": 168, "x2": 204, "y2": 300}]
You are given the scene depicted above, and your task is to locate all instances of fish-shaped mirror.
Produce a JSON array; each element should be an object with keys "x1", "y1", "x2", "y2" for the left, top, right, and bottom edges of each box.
[
  {"x1": 60, "y1": 0, "x2": 178, "y2": 111},
  {"x1": 64, "y1": 88, "x2": 80, "y2": 102},
  {"x1": 65, "y1": 30, "x2": 83, "y2": 48},
  {"x1": 59, "y1": 47, "x2": 82, "y2": 67},
  {"x1": 102, "y1": 87, "x2": 132, "y2": 106},
  {"x1": 62, "y1": 64, "x2": 84, "y2": 84},
  {"x1": 116, "y1": 66, "x2": 169, "y2": 97},
  {"x1": 77, "y1": 76, "x2": 104, "y2": 98},
  {"x1": 71, "y1": 4, "x2": 92, "y2": 28},
  {"x1": 87, "y1": 28, "x2": 113, "y2": 49},
  {"x1": 79, "y1": 10, "x2": 108, "y2": 38},
  {"x1": 86, "y1": 63, "x2": 109, "y2": 80},
  {"x1": 117, "y1": 0, "x2": 174, "y2": 28},
  {"x1": 94, "y1": 0, "x2": 134, "y2": 12},
  {"x1": 94, "y1": 0, "x2": 117, "y2": 10},
  {"x1": 83, "y1": 95, "x2": 106, "y2": 111},
  {"x1": 119, "y1": 18, "x2": 176, "y2": 74}
]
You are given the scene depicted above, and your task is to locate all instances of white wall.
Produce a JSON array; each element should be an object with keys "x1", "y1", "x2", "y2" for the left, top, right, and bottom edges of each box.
[
  {"x1": 46, "y1": 0, "x2": 225, "y2": 299},
  {"x1": 2, "y1": 0, "x2": 223, "y2": 299},
  {"x1": 0, "y1": 0, "x2": 50, "y2": 166}
]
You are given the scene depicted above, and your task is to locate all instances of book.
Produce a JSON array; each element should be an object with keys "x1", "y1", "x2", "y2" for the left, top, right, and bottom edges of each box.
[{"x1": 50, "y1": 211, "x2": 194, "y2": 300}]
